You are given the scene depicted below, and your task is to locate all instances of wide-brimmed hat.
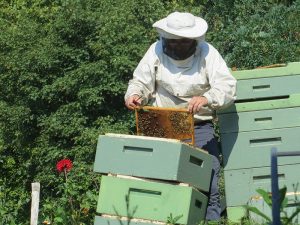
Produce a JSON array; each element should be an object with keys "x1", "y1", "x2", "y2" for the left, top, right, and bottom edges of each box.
[{"x1": 153, "y1": 12, "x2": 208, "y2": 39}]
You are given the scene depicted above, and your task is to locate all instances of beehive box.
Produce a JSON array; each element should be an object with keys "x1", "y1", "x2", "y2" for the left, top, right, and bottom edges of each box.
[
  {"x1": 218, "y1": 94, "x2": 300, "y2": 133},
  {"x1": 232, "y1": 62, "x2": 300, "y2": 101},
  {"x1": 220, "y1": 126, "x2": 300, "y2": 170},
  {"x1": 135, "y1": 106, "x2": 194, "y2": 145},
  {"x1": 224, "y1": 163, "x2": 300, "y2": 206},
  {"x1": 226, "y1": 206, "x2": 247, "y2": 223},
  {"x1": 226, "y1": 194, "x2": 300, "y2": 223},
  {"x1": 97, "y1": 176, "x2": 208, "y2": 225},
  {"x1": 217, "y1": 62, "x2": 300, "y2": 223},
  {"x1": 249, "y1": 193, "x2": 300, "y2": 223},
  {"x1": 218, "y1": 95, "x2": 300, "y2": 170},
  {"x1": 94, "y1": 133, "x2": 213, "y2": 192}
]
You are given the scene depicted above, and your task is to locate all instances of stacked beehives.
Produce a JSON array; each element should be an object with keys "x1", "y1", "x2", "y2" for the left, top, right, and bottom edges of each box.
[
  {"x1": 93, "y1": 133, "x2": 213, "y2": 225},
  {"x1": 217, "y1": 62, "x2": 300, "y2": 222}
]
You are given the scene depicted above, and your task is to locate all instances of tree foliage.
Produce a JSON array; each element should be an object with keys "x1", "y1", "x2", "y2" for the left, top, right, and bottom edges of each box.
[
  {"x1": 203, "y1": 0, "x2": 300, "y2": 68},
  {"x1": 0, "y1": 0, "x2": 299, "y2": 224}
]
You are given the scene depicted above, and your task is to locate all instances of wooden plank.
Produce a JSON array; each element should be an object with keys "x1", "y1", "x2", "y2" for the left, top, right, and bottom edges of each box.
[
  {"x1": 225, "y1": 195, "x2": 300, "y2": 224},
  {"x1": 136, "y1": 106, "x2": 190, "y2": 112},
  {"x1": 226, "y1": 206, "x2": 247, "y2": 223},
  {"x1": 235, "y1": 74, "x2": 300, "y2": 100},
  {"x1": 232, "y1": 62, "x2": 300, "y2": 80},
  {"x1": 94, "y1": 134, "x2": 213, "y2": 192},
  {"x1": 224, "y1": 164, "x2": 300, "y2": 206},
  {"x1": 30, "y1": 183, "x2": 40, "y2": 225},
  {"x1": 108, "y1": 174, "x2": 192, "y2": 187},
  {"x1": 218, "y1": 93, "x2": 300, "y2": 114},
  {"x1": 249, "y1": 193, "x2": 300, "y2": 223},
  {"x1": 94, "y1": 215, "x2": 163, "y2": 225},
  {"x1": 218, "y1": 106, "x2": 300, "y2": 133},
  {"x1": 220, "y1": 127, "x2": 300, "y2": 170},
  {"x1": 96, "y1": 176, "x2": 208, "y2": 225}
]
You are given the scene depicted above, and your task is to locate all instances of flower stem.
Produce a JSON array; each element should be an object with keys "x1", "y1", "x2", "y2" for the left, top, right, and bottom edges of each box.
[{"x1": 64, "y1": 167, "x2": 68, "y2": 182}]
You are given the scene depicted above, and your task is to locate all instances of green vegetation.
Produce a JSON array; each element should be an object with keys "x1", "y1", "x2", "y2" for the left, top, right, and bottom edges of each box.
[
  {"x1": 167, "y1": 213, "x2": 183, "y2": 224},
  {"x1": 245, "y1": 187, "x2": 300, "y2": 225},
  {"x1": 0, "y1": 0, "x2": 299, "y2": 224}
]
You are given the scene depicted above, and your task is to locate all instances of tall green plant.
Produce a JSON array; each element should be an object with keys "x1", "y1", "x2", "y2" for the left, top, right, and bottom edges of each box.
[{"x1": 244, "y1": 187, "x2": 300, "y2": 224}]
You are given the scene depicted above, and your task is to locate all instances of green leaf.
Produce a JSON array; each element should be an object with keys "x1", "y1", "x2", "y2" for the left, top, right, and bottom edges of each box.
[
  {"x1": 256, "y1": 188, "x2": 272, "y2": 207},
  {"x1": 54, "y1": 217, "x2": 64, "y2": 223},
  {"x1": 284, "y1": 207, "x2": 300, "y2": 225},
  {"x1": 244, "y1": 205, "x2": 272, "y2": 222},
  {"x1": 279, "y1": 186, "x2": 287, "y2": 207}
]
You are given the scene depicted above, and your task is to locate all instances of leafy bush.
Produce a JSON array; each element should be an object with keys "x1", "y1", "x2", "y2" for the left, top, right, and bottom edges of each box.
[{"x1": 203, "y1": 0, "x2": 300, "y2": 69}]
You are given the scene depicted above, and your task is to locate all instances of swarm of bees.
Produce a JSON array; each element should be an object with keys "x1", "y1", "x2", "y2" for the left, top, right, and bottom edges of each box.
[
  {"x1": 137, "y1": 111, "x2": 166, "y2": 137},
  {"x1": 169, "y1": 111, "x2": 192, "y2": 134},
  {"x1": 137, "y1": 109, "x2": 192, "y2": 139}
]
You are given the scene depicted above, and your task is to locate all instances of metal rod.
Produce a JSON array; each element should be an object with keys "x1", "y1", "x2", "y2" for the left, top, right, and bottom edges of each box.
[
  {"x1": 271, "y1": 147, "x2": 281, "y2": 225},
  {"x1": 270, "y1": 149, "x2": 300, "y2": 225}
]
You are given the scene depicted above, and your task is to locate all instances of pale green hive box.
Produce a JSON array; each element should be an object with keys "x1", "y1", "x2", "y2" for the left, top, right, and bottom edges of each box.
[
  {"x1": 232, "y1": 62, "x2": 300, "y2": 100},
  {"x1": 97, "y1": 176, "x2": 208, "y2": 225},
  {"x1": 224, "y1": 163, "x2": 300, "y2": 207},
  {"x1": 94, "y1": 133, "x2": 213, "y2": 192},
  {"x1": 217, "y1": 94, "x2": 300, "y2": 133},
  {"x1": 226, "y1": 206, "x2": 247, "y2": 223},
  {"x1": 226, "y1": 194, "x2": 300, "y2": 224},
  {"x1": 248, "y1": 193, "x2": 300, "y2": 224},
  {"x1": 221, "y1": 126, "x2": 300, "y2": 170}
]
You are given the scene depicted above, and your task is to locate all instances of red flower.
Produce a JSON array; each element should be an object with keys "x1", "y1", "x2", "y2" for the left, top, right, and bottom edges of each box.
[{"x1": 56, "y1": 159, "x2": 73, "y2": 173}]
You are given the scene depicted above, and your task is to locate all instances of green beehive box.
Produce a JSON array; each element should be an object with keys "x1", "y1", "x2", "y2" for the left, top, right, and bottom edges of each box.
[
  {"x1": 226, "y1": 206, "x2": 247, "y2": 223},
  {"x1": 221, "y1": 127, "x2": 300, "y2": 170},
  {"x1": 217, "y1": 94, "x2": 300, "y2": 133},
  {"x1": 224, "y1": 164, "x2": 300, "y2": 207},
  {"x1": 97, "y1": 176, "x2": 208, "y2": 225},
  {"x1": 249, "y1": 193, "x2": 300, "y2": 223},
  {"x1": 94, "y1": 133, "x2": 213, "y2": 192},
  {"x1": 94, "y1": 216, "x2": 158, "y2": 225},
  {"x1": 226, "y1": 195, "x2": 300, "y2": 224},
  {"x1": 232, "y1": 62, "x2": 300, "y2": 101}
]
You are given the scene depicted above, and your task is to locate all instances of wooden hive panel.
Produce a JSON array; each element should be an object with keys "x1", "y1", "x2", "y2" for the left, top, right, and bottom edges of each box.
[
  {"x1": 220, "y1": 127, "x2": 300, "y2": 170},
  {"x1": 248, "y1": 193, "x2": 300, "y2": 223},
  {"x1": 217, "y1": 93, "x2": 300, "y2": 115},
  {"x1": 218, "y1": 107, "x2": 300, "y2": 134},
  {"x1": 217, "y1": 94, "x2": 300, "y2": 133},
  {"x1": 231, "y1": 62, "x2": 300, "y2": 101},
  {"x1": 96, "y1": 176, "x2": 208, "y2": 225},
  {"x1": 94, "y1": 215, "x2": 161, "y2": 225},
  {"x1": 225, "y1": 206, "x2": 247, "y2": 223},
  {"x1": 224, "y1": 164, "x2": 300, "y2": 207},
  {"x1": 93, "y1": 133, "x2": 213, "y2": 192},
  {"x1": 226, "y1": 195, "x2": 300, "y2": 224},
  {"x1": 235, "y1": 75, "x2": 300, "y2": 100}
]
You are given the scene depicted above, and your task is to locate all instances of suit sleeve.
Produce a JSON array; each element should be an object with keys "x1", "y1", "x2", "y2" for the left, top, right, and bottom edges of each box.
[
  {"x1": 124, "y1": 42, "x2": 159, "y2": 105},
  {"x1": 202, "y1": 44, "x2": 237, "y2": 109}
]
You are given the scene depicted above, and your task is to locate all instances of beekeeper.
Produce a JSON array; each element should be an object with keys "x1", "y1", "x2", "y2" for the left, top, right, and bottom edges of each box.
[{"x1": 124, "y1": 11, "x2": 236, "y2": 221}]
